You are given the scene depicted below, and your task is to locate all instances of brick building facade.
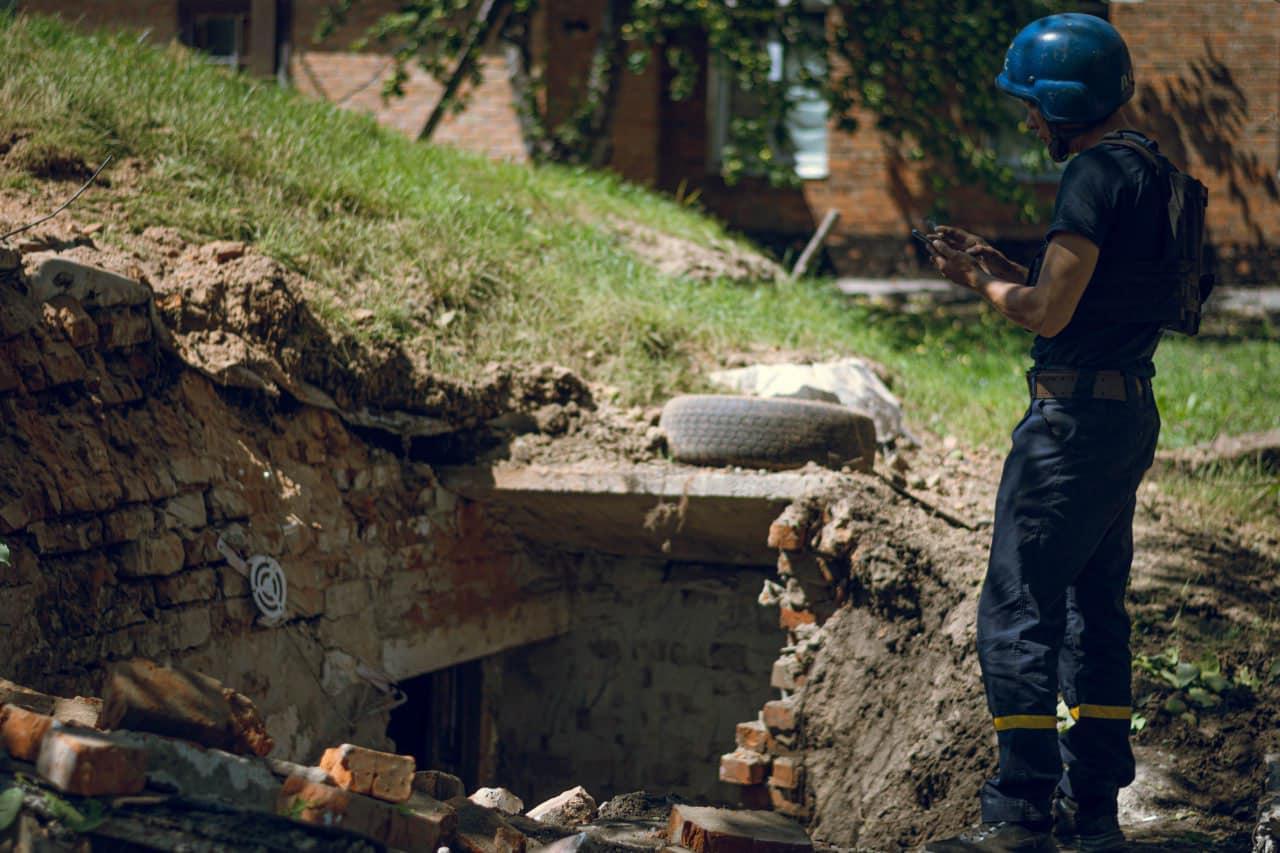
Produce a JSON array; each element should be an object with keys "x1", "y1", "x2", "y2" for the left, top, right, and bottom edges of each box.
[{"x1": 21, "y1": 0, "x2": 1280, "y2": 281}]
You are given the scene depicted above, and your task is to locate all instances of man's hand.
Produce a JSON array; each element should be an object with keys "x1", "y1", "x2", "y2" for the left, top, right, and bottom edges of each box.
[
  {"x1": 930, "y1": 225, "x2": 1028, "y2": 282},
  {"x1": 928, "y1": 239, "x2": 988, "y2": 290}
]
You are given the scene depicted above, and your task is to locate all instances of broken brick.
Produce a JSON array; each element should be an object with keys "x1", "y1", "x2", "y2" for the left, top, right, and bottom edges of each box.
[
  {"x1": 770, "y1": 658, "x2": 803, "y2": 692},
  {"x1": 778, "y1": 607, "x2": 816, "y2": 630},
  {"x1": 100, "y1": 659, "x2": 273, "y2": 757},
  {"x1": 667, "y1": 804, "x2": 812, "y2": 853},
  {"x1": 279, "y1": 776, "x2": 455, "y2": 851},
  {"x1": 762, "y1": 698, "x2": 798, "y2": 733},
  {"x1": 320, "y1": 743, "x2": 415, "y2": 804},
  {"x1": 0, "y1": 704, "x2": 53, "y2": 762},
  {"x1": 36, "y1": 724, "x2": 147, "y2": 796},
  {"x1": 0, "y1": 678, "x2": 102, "y2": 728},
  {"x1": 767, "y1": 521, "x2": 806, "y2": 552},
  {"x1": 414, "y1": 768, "x2": 466, "y2": 802},
  {"x1": 767, "y1": 787, "x2": 810, "y2": 820},
  {"x1": 719, "y1": 749, "x2": 769, "y2": 786},
  {"x1": 735, "y1": 720, "x2": 770, "y2": 753},
  {"x1": 769, "y1": 756, "x2": 803, "y2": 791}
]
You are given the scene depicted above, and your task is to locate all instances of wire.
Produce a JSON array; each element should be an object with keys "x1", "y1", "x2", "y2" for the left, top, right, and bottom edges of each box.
[{"x1": 0, "y1": 156, "x2": 114, "y2": 241}]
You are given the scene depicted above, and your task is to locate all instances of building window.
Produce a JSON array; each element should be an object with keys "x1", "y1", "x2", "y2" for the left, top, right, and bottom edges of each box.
[
  {"x1": 708, "y1": 3, "x2": 830, "y2": 181},
  {"x1": 179, "y1": 1, "x2": 252, "y2": 69}
]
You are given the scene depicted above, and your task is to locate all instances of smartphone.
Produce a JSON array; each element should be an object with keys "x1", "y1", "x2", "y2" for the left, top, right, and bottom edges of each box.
[{"x1": 911, "y1": 228, "x2": 940, "y2": 254}]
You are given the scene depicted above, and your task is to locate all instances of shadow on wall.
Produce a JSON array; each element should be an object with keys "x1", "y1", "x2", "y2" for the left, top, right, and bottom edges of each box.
[{"x1": 1137, "y1": 39, "x2": 1280, "y2": 276}]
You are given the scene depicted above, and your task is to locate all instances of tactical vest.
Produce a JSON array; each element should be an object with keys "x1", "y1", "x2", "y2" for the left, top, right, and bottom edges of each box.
[{"x1": 1031, "y1": 131, "x2": 1214, "y2": 335}]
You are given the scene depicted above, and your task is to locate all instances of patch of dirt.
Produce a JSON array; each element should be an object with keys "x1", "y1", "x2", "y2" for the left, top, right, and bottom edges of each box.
[
  {"x1": 780, "y1": 433, "x2": 1279, "y2": 851},
  {"x1": 612, "y1": 219, "x2": 784, "y2": 284}
]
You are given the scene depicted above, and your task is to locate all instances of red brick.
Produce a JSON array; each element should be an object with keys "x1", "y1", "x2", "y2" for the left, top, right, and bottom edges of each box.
[
  {"x1": 320, "y1": 743, "x2": 415, "y2": 804},
  {"x1": 667, "y1": 804, "x2": 812, "y2": 853},
  {"x1": 767, "y1": 786, "x2": 810, "y2": 820},
  {"x1": 766, "y1": 521, "x2": 806, "y2": 552},
  {"x1": 768, "y1": 756, "x2": 803, "y2": 791},
  {"x1": 718, "y1": 748, "x2": 769, "y2": 786},
  {"x1": 0, "y1": 704, "x2": 53, "y2": 762},
  {"x1": 100, "y1": 659, "x2": 273, "y2": 757},
  {"x1": 778, "y1": 607, "x2": 816, "y2": 630},
  {"x1": 36, "y1": 725, "x2": 147, "y2": 796},
  {"x1": 762, "y1": 698, "x2": 798, "y2": 733},
  {"x1": 735, "y1": 720, "x2": 770, "y2": 753}
]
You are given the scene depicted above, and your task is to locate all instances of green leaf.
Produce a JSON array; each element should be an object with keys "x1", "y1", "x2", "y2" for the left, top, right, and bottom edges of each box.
[
  {"x1": 1130, "y1": 713, "x2": 1147, "y2": 734},
  {"x1": 42, "y1": 793, "x2": 106, "y2": 833},
  {"x1": 1186, "y1": 687, "x2": 1222, "y2": 709},
  {"x1": 1234, "y1": 666, "x2": 1260, "y2": 690},
  {"x1": 0, "y1": 786, "x2": 22, "y2": 832},
  {"x1": 1163, "y1": 695, "x2": 1188, "y2": 715},
  {"x1": 1172, "y1": 662, "x2": 1201, "y2": 689},
  {"x1": 0, "y1": 542, "x2": 9, "y2": 566},
  {"x1": 1201, "y1": 672, "x2": 1229, "y2": 694},
  {"x1": 1195, "y1": 653, "x2": 1221, "y2": 678}
]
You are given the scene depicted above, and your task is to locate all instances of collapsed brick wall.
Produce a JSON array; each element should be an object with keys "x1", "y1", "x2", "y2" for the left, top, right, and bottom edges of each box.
[
  {"x1": 0, "y1": 249, "x2": 788, "y2": 806},
  {"x1": 0, "y1": 248, "x2": 570, "y2": 763}
]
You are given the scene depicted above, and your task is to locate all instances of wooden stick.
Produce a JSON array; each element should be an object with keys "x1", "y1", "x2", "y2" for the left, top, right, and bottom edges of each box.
[
  {"x1": 419, "y1": 0, "x2": 510, "y2": 143},
  {"x1": 790, "y1": 208, "x2": 840, "y2": 280}
]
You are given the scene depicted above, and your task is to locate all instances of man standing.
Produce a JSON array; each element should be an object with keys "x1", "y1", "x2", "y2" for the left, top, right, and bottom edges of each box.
[{"x1": 922, "y1": 13, "x2": 1173, "y2": 853}]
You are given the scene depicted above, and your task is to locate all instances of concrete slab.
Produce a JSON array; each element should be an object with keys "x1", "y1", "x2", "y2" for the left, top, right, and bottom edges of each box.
[{"x1": 438, "y1": 463, "x2": 845, "y2": 566}]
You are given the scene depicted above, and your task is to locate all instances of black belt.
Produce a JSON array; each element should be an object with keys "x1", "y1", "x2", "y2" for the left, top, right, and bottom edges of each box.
[{"x1": 1027, "y1": 369, "x2": 1149, "y2": 402}]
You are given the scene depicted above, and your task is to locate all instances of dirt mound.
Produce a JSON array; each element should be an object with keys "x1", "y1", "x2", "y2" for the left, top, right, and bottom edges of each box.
[
  {"x1": 753, "y1": 434, "x2": 1280, "y2": 851},
  {"x1": 613, "y1": 219, "x2": 783, "y2": 284}
]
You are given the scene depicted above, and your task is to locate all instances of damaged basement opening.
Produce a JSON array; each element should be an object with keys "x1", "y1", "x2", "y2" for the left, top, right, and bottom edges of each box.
[{"x1": 387, "y1": 659, "x2": 486, "y2": 793}]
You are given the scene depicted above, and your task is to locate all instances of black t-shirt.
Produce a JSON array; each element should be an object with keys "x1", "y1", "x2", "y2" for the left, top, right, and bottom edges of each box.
[{"x1": 1028, "y1": 131, "x2": 1167, "y2": 378}]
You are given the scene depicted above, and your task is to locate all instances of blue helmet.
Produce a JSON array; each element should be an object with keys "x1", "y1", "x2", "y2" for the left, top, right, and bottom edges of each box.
[{"x1": 996, "y1": 13, "x2": 1134, "y2": 125}]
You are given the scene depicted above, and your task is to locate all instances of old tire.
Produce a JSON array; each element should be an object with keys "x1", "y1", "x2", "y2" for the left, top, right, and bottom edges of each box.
[{"x1": 659, "y1": 394, "x2": 876, "y2": 471}]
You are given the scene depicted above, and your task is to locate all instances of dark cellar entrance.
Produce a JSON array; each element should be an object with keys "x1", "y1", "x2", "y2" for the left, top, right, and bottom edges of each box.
[{"x1": 387, "y1": 659, "x2": 485, "y2": 790}]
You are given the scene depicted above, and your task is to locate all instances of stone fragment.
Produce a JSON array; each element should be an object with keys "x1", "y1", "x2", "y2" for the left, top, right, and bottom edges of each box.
[
  {"x1": 415, "y1": 769, "x2": 467, "y2": 802},
  {"x1": 36, "y1": 723, "x2": 147, "y2": 797},
  {"x1": 719, "y1": 749, "x2": 769, "y2": 786},
  {"x1": 320, "y1": 743, "x2": 415, "y2": 803},
  {"x1": 163, "y1": 492, "x2": 208, "y2": 530},
  {"x1": 119, "y1": 531, "x2": 186, "y2": 577},
  {"x1": 735, "y1": 720, "x2": 770, "y2": 753},
  {"x1": 667, "y1": 805, "x2": 811, "y2": 853},
  {"x1": 0, "y1": 678, "x2": 101, "y2": 728},
  {"x1": 768, "y1": 756, "x2": 803, "y2": 791},
  {"x1": 43, "y1": 294, "x2": 97, "y2": 348},
  {"x1": 28, "y1": 258, "x2": 151, "y2": 308},
  {"x1": 28, "y1": 518, "x2": 103, "y2": 555},
  {"x1": 99, "y1": 659, "x2": 273, "y2": 757},
  {"x1": 1255, "y1": 753, "x2": 1280, "y2": 853},
  {"x1": 111, "y1": 730, "x2": 281, "y2": 812},
  {"x1": 100, "y1": 307, "x2": 152, "y2": 349},
  {"x1": 527, "y1": 785, "x2": 598, "y2": 827},
  {"x1": 770, "y1": 656, "x2": 803, "y2": 691},
  {"x1": 762, "y1": 698, "x2": 798, "y2": 733},
  {"x1": 154, "y1": 569, "x2": 218, "y2": 607},
  {"x1": 0, "y1": 704, "x2": 53, "y2": 761},
  {"x1": 39, "y1": 336, "x2": 85, "y2": 386},
  {"x1": 448, "y1": 796, "x2": 531, "y2": 853},
  {"x1": 207, "y1": 484, "x2": 251, "y2": 521},
  {"x1": 470, "y1": 786, "x2": 525, "y2": 814},
  {"x1": 103, "y1": 505, "x2": 155, "y2": 544}
]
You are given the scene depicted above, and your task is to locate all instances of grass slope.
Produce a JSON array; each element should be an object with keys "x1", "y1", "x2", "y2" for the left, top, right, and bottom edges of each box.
[{"x1": 0, "y1": 15, "x2": 1275, "y2": 519}]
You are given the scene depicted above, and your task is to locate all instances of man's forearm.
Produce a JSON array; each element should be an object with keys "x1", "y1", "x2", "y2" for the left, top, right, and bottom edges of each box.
[{"x1": 972, "y1": 273, "x2": 1046, "y2": 332}]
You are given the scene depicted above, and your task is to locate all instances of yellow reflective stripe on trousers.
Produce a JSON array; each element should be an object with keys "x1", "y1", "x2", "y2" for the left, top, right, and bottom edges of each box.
[
  {"x1": 1069, "y1": 704, "x2": 1131, "y2": 721},
  {"x1": 992, "y1": 714, "x2": 1058, "y2": 731}
]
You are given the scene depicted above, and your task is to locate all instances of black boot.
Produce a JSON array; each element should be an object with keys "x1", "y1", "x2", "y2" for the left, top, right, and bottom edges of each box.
[
  {"x1": 1052, "y1": 794, "x2": 1125, "y2": 852},
  {"x1": 924, "y1": 821, "x2": 1057, "y2": 852}
]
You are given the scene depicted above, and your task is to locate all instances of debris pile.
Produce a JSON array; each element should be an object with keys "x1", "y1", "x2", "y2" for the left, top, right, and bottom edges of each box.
[{"x1": 1, "y1": 659, "x2": 818, "y2": 853}]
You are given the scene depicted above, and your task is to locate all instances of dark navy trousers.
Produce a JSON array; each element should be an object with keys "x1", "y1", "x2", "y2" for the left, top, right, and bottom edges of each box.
[{"x1": 977, "y1": 378, "x2": 1160, "y2": 825}]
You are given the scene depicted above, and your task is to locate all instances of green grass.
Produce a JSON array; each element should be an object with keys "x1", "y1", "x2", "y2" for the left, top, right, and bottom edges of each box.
[{"x1": 0, "y1": 13, "x2": 1276, "y2": 517}]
